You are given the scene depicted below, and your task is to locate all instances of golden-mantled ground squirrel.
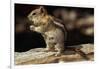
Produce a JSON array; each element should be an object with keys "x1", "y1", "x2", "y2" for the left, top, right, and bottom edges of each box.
[{"x1": 28, "y1": 6, "x2": 66, "y2": 56}]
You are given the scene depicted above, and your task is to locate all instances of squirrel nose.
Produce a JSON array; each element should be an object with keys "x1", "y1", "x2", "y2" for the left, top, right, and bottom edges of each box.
[{"x1": 27, "y1": 15, "x2": 32, "y2": 20}]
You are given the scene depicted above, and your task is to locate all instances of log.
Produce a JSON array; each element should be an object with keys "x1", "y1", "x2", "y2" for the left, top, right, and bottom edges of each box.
[{"x1": 15, "y1": 44, "x2": 94, "y2": 65}]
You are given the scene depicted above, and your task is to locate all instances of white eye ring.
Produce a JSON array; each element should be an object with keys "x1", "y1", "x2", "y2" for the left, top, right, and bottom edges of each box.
[{"x1": 32, "y1": 13, "x2": 36, "y2": 15}]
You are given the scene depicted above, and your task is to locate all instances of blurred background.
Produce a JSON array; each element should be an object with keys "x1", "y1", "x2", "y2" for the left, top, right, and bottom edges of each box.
[{"x1": 15, "y1": 4, "x2": 94, "y2": 52}]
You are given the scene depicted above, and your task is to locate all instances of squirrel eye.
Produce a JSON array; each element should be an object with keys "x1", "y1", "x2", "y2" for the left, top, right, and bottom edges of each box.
[
  {"x1": 32, "y1": 13, "x2": 36, "y2": 15},
  {"x1": 43, "y1": 23, "x2": 45, "y2": 25}
]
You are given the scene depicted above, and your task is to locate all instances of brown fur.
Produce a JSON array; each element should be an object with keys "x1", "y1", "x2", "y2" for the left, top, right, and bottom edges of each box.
[{"x1": 28, "y1": 6, "x2": 66, "y2": 56}]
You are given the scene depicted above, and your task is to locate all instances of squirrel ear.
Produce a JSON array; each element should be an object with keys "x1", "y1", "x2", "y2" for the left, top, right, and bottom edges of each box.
[{"x1": 39, "y1": 6, "x2": 47, "y2": 14}]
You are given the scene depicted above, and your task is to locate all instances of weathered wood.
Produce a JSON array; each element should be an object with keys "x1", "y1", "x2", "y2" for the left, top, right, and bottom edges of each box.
[{"x1": 15, "y1": 44, "x2": 94, "y2": 65}]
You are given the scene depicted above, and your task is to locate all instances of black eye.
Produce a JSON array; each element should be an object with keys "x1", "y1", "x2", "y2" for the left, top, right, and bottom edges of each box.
[
  {"x1": 42, "y1": 23, "x2": 45, "y2": 25},
  {"x1": 32, "y1": 13, "x2": 36, "y2": 15},
  {"x1": 49, "y1": 37, "x2": 54, "y2": 40}
]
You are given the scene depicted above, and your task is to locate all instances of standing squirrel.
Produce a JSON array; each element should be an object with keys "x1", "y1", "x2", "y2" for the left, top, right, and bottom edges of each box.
[{"x1": 27, "y1": 6, "x2": 67, "y2": 56}]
